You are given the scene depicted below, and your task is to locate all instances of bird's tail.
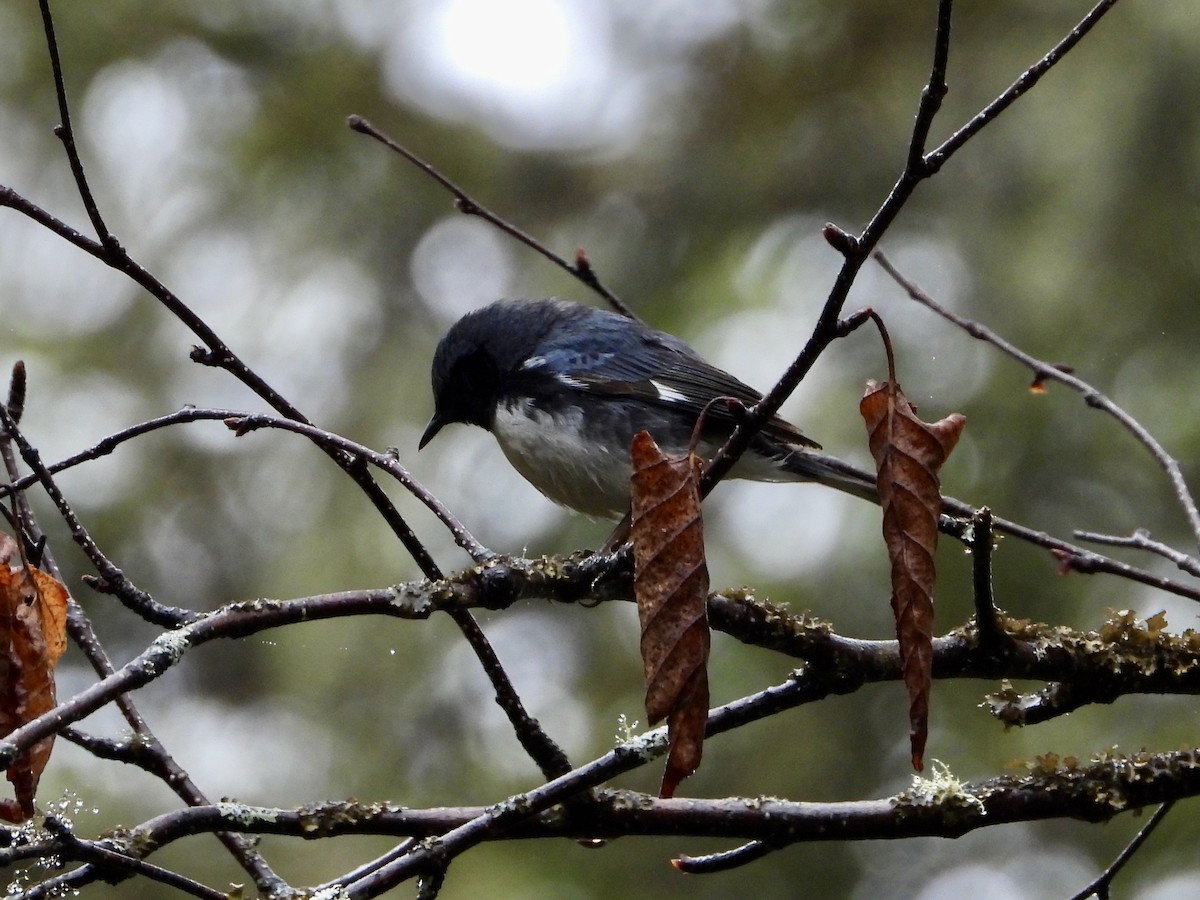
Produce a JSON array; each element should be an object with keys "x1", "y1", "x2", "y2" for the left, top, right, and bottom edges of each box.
[{"x1": 780, "y1": 449, "x2": 880, "y2": 504}]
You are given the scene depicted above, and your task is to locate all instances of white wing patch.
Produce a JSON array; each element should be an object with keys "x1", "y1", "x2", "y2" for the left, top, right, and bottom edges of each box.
[
  {"x1": 521, "y1": 355, "x2": 547, "y2": 370},
  {"x1": 555, "y1": 373, "x2": 588, "y2": 389},
  {"x1": 650, "y1": 380, "x2": 688, "y2": 403}
]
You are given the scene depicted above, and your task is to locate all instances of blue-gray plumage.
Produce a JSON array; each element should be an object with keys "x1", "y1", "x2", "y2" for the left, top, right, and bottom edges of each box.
[{"x1": 420, "y1": 298, "x2": 866, "y2": 518}]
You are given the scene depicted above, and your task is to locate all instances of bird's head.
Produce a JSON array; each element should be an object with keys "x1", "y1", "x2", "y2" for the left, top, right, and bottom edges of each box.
[{"x1": 420, "y1": 300, "x2": 569, "y2": 448}]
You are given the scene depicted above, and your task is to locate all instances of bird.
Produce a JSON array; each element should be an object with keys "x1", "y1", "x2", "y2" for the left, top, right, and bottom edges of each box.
[{"x1": 420, "y1": 298, "x2": 873, "y2": 519}]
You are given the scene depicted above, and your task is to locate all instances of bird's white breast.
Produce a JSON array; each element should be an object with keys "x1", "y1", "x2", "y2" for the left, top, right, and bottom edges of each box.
[{"x1": 492, "y1": 399, "x2": 632, "y2": 518}]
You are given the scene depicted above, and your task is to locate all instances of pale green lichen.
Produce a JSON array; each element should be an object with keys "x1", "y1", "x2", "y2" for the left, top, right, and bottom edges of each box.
[
  {"x1": 901, "y1": 760, "x2": 987, "y2": 814},
  {"x1": 596, "y1": 789, "x2": 655, "y2": 812},
  {"x1": 615, "y1": 727, "x2": 669, "y2": 762},
  {"x1": 978, "y1": 610, "x2": 1200, "y2": 729},
  {"x1": 614, "y1": 713, "x2": 640, "y2": 744},
  {"x1": 216, "y1": 802, "x2": 276, "y2": 828},
  {"x1": 387, "y1": 584, "x2": 433, "y2": 615},
  {"x1": 149, "y1": 627, "x2": 192, "y2": 663}
]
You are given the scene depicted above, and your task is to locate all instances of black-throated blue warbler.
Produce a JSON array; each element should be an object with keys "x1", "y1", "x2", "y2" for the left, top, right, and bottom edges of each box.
[{"x1": 420, "y1": 298, "x2": 868, "y2": 518}]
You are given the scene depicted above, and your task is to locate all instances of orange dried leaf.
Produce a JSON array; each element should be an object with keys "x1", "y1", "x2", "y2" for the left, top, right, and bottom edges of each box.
[
  {"x1": 630, "y1": 431, "x2": 710, "y2": 798},
  {"x1": 29, "y1": 569, "x2": 68, "y2": 667},
  {"x1": 860, "y1": 381, "x2": 965, "y2": 771},
  {"x1": 0, "y1": 532, "x2": 69, "y2": 822}
]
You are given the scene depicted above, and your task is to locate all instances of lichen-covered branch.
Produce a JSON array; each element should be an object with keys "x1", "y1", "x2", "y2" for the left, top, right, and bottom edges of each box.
[{"x1": 20, "y1": 746, "x2": 1200, "y2": 898}]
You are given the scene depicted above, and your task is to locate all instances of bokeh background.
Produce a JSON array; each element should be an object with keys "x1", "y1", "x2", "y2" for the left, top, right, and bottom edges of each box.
[{"x1": 3, "y1": 1, "x2": 1200, "y2": 897}]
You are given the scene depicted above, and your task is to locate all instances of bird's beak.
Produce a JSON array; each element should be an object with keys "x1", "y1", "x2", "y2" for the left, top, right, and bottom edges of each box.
[{"x1": 418, "y1": 413, "x2": 447, "y2": 450}]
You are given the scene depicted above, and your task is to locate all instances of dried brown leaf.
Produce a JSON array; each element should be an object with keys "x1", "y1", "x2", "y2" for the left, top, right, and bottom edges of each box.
[
  {"x1": 0, "y1": 532, "x2": 69, "y2": 822},
  {"x1": 630, "y1": 431, "x2": 710, "y2": 798},
  {"x1": 860, "y1": 380, "x2": 965, "y2": 771}
]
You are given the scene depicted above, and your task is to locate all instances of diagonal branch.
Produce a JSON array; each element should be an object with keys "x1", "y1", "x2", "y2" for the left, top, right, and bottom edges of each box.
[
  {"x1": 1074, "y1": 529, "x2": 1200, "y2": 578},
  {"x1": 10, "y1": 4, "x2": 573, "y2": 777},
  {"x1": 702, "y1": 0, "x2": 1124, "y2": 499},
  {"x1": 1068, "y1": 799, "x2": 1175, "y2": 900},
  {"x1": 0, "y1": 388, "x2": 283, "y2": 890},
  {"x1": 927, "y1": 0, "x2": 1124, "y2": 171},
  {"x1": 874, "y1": 249, "x2": 1200, "y2": 553},
  {"x1": 348, "y1": 115, "x2": 638, "y2": 320},
  {"x1": 35, "y1": 0, "x2": 115, "y2": 249},
  {"x1": 1, "y1": 405, "x2": 194, "y2": 627}
]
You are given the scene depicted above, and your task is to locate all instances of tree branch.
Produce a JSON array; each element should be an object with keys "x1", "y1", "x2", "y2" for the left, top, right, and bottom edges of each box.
[
  {"x1": 875, "y1": 249, "x2": 1200, "y2": 552},
  {"x1": 348, "y1": 115, "x2": 638, "y2": 320},
  {"x1": 2, "y1": 556, "x2": 1197, "y2": 775},
  {"x1": 24, "y1": 746, "x2": 1200, "y2": 897}
]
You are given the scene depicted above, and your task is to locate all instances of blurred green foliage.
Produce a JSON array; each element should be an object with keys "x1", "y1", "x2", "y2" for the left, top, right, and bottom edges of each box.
[{"x1": 3, "y1": 1, "x2": 1200, "y2": 897}]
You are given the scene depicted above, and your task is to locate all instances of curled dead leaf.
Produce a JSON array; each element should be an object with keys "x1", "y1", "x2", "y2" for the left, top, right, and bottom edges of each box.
[
  {"x1": 630, "y1": 431, "x2": 710, "y2": 799},
  {"x1": 860, "y1": 380, "x2": 965, "y2": 771},
  {"x1": 0, "y1": 532, "x2": 69, "y2": 821}
]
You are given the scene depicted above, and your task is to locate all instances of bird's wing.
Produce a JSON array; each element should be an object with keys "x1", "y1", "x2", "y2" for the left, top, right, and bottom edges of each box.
[{"x1": 530, "y1": 333, "x2": 820, "y2": 449}]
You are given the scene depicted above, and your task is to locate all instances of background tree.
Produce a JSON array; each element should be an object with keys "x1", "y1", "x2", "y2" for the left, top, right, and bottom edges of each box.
[{"x1": 3, "y1": 0, "x2": 1200, "y2": 897}]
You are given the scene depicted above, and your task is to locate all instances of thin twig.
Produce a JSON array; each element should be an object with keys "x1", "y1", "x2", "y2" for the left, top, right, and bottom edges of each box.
[
  {"x1": 42, "y1": 816, "x2": 228, "y2": 900},
  {"x1": 928, "y1": 0, "x2": 1124, "y2": 171},
  {"x1": 798, "y1": 448, "x2": 1200, "y2": 602},
  {"x1": 0, "y1": 404, "x2": 194, "y2": 626},
  {"x1": 35, "y1": 0, "x2": 115, "y2": 249},
  {"x1": 1068, "y1": 800, "x2": 1174, "y2": 900},
  {"x1": 8, "y1": 67, "x2": 570, "y2": 785},
  {"x1": 0, "y1": 405, "x2": 492, "y2": 562},
  {"x1": 347, "y1": 115, "x2": 638, "y2": 320},
  {"x1": 0, "y1": 380, "x2": 285, "y2": 890},
  {"x1": 673, "y1": 840, "x2": 775, "y2": 874},
  {"x1": 874, "y1": 249, "x2": 1200, "y2": 552},
  {"x1": 906, "y1": 0, "x2": 953, "y2": 171},
  {"x1": 969, "y1": 507, "x2": 1006, "y2": 650},
  {"x1": 1074, "y1": 529, "x2": 1200, "y2": 578},
  {"x1": 703, "y1": 0, "x2": 1121, "y2": 500},
  {"x1": 226, "y1": 412, "x2": 491, "y2": 562},
  {"x1": 701, "y1": 0, "x2": 954, "y2": 493},
  {"x1": 0, "y1": 403, "x2": 39, "y2": 568}
]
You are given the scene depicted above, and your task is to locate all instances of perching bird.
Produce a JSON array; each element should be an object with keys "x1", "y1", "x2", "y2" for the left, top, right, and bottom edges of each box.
[{"x1": 420, "y1": 298, "x2": 872, "y2": 518}]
